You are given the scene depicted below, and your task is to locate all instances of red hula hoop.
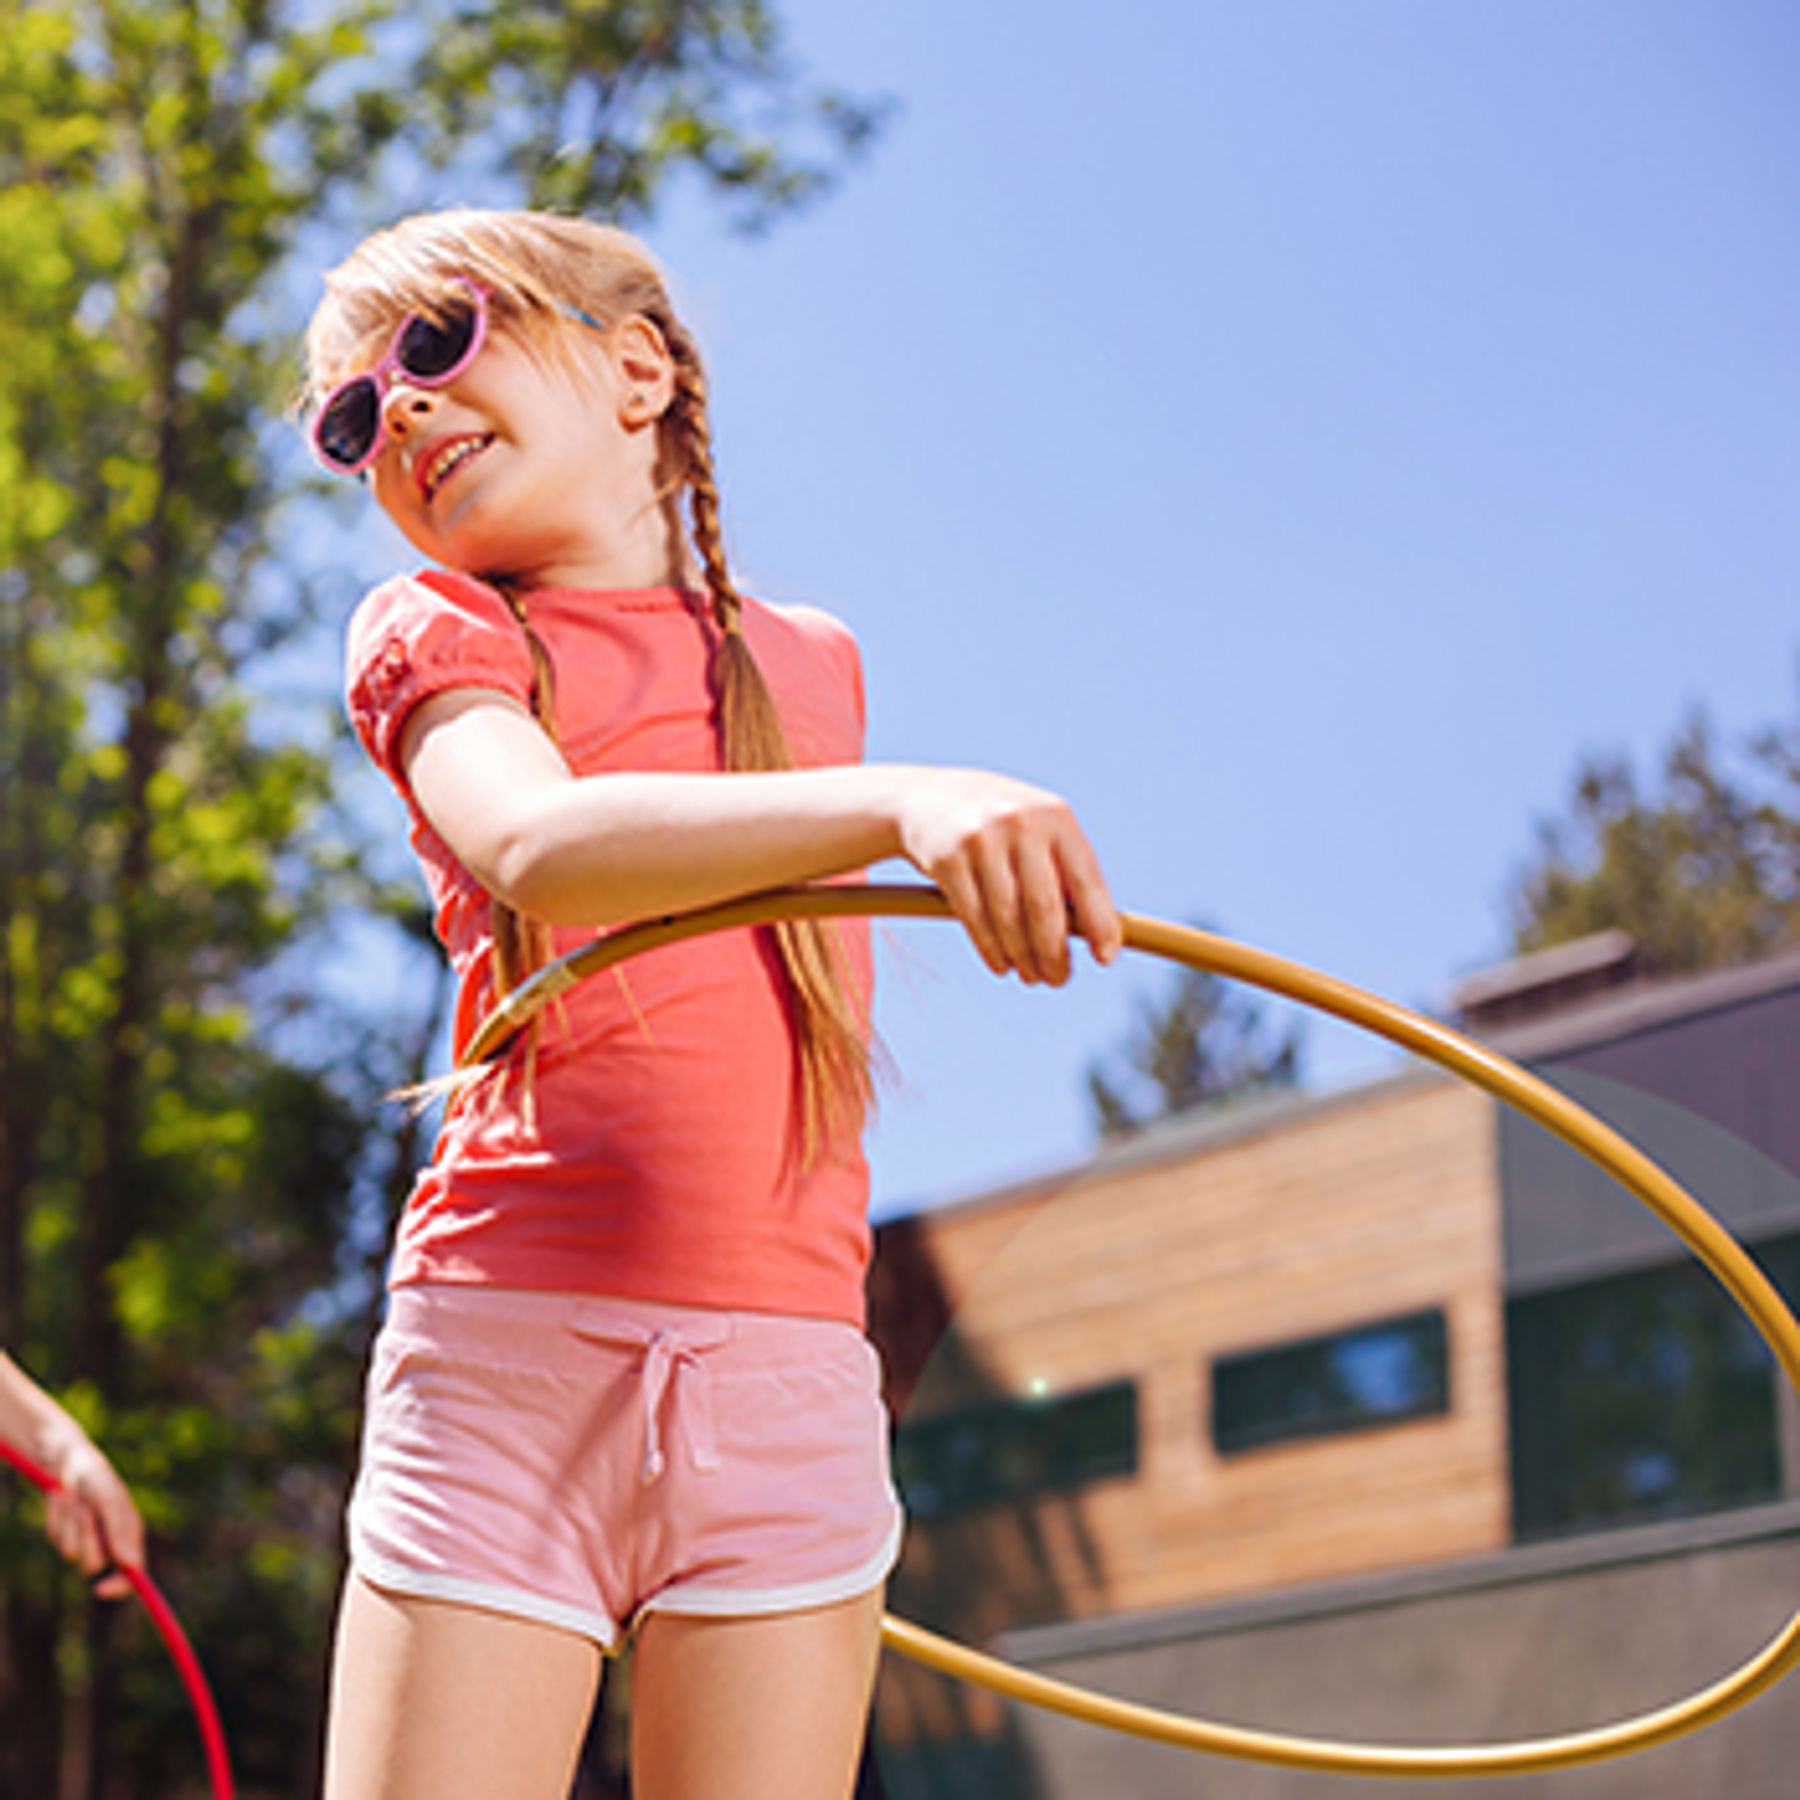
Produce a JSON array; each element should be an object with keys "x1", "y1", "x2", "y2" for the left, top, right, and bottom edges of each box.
[{"x1": 0, "y1": 1437, "x2": 235, "y2": 1800}]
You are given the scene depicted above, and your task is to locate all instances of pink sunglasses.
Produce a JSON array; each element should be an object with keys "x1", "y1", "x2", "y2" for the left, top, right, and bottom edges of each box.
[{"x1": 311, "y1": 280, "x2": 490, "y2": 475}]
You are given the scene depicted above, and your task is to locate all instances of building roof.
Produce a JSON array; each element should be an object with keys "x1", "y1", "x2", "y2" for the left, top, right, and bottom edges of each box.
[
  {"x1": 889, "y1": 943, "x2": 1800, "y2": 1230},
  {"x1": 1472, "y1": 943, "x2": 1800, "y2": 1063}
]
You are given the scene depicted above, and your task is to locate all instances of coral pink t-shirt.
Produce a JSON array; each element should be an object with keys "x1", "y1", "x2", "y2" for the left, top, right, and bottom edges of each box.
[{"x1": 345, "y1": 569, "x2": 875, "y2": 1326}]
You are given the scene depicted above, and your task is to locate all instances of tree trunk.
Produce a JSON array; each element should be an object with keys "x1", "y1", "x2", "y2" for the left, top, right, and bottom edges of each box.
[{"x1": 2, "y1": 1585, "x2": 64, "y2": 1797}]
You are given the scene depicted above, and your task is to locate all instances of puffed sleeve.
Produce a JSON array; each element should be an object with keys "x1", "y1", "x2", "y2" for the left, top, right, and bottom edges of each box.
[
  {"x1": 823, "y1": 612, "x2": 867, "y2": 744},
  {"x1": 344, "y1": 570, "x2": 536, "y2": 786},
  {"x1": 765, "y1": 601, "x2": 866, "y2": 758}
]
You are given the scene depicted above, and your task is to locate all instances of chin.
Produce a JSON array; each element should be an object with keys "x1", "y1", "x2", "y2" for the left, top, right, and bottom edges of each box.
[{"x1": 425, "y1": 502, "x2": 518, "y2": 573}]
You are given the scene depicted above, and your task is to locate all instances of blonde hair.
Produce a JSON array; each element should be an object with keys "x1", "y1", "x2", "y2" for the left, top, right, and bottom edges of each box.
[{"x1": 306, "y1": 209, "x2": 873, "y2": 1153}]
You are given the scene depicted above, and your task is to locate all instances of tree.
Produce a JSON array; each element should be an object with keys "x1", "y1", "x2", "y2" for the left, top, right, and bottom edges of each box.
[
  {"x1": 0, "y1": 5, "x2": 408, "y2": 1788},
  {"x1": 396, "y1": 0, "x2": 887, "y2": 221},
  {"x1": 0, "y1": 2, "x2": 882, "y2": 1791},
  {"x1": 1086, "y1": 945, "x2": 1303, "y2": 1142},
  {"x1": 1508, "y1": 699, "x2": 1800, "y2": 973}
]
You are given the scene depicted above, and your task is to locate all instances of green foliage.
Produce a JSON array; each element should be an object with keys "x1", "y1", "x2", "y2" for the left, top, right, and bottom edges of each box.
[
  {"x1": 1087, "y1": 950, "x2": 1303, "y2": 1142},
  {"x1": 1509, "y1": 698, "x2": 1800, "y2": 973},
  {"x1": 400, "y1": 0, "x2": 890, "y2": 223}
]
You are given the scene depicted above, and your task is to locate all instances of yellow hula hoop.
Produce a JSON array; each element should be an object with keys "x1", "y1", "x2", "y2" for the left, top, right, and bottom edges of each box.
[{"x1": 459, "y1": 882, "x2": 1800, "y2": 1778}]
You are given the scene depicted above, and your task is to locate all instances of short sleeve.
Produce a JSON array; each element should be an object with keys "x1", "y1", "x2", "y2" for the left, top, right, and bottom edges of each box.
[
  {"x1": 770, "y1": 602, "x2": 866, "y2": 750},
  {"x1": 817, "y1": 611, "x2": 867, "y2": 742},
  {"x1": 344, "y1": 570, "x2": 536, "y2": 784}
]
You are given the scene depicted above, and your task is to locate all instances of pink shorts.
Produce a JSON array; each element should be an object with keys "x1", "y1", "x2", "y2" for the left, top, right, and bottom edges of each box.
[{"x1": 347, "y1": 1285, "x2": 904, "y2": 1650}]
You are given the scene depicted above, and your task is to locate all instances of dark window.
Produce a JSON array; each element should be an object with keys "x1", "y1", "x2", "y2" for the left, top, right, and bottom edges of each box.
[
  {"x1": 1506, "y1": 1235, "x2": 1798, "y2": 1540},
  {"x1": 1761, "y1": 1229, "x2": 1800, "y2": 1317},
  {"x1": 1212, "y1": 1308, "x2": 1451, "y2": 1455},
  {"x1": 893, "y1": 1380, "x2": 1137, "y2": 1521}
]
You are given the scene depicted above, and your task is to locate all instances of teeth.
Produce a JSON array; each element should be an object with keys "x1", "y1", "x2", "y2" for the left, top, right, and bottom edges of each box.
[{"x1": 423, "y1": 436, "x2": 488, "y2": 498}]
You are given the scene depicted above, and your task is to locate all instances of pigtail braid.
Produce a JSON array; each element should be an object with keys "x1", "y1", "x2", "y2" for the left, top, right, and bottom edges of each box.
[
  {"x1": 666, "y1": 327, "x2": 875, "y2": 1156},
  {"x1": 488, "y1": 581, "x2": 559, "y2": 1010}
]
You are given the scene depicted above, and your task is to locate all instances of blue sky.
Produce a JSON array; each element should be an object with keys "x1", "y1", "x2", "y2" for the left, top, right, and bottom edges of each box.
[{"x1": 331, "y1": 5, "x2": 1800, "y2": 1219}]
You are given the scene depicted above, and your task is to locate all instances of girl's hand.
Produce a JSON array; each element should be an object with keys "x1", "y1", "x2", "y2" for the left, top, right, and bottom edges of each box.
[
  {"x1": 896, "y1": 770, "x2": 1123, "y2": 985},
  {"x1": 45, "y1": 1432, "x2": 147, "y2": 1599}
]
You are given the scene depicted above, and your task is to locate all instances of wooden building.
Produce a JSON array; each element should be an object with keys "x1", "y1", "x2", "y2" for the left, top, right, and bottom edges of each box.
[{"x1": 865, "y1": 939, "x2": 1800, "y2": 1799}]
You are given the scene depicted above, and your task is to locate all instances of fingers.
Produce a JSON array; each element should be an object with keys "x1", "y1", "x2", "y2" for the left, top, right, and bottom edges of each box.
[
  {"x1": 934, "y1": 815, "x2": 1065, "y2": 983},
  {"x1": 50, "y1": 1446, "x2": 147, "y2": 1599},
  {"x1": 924, "y1": 785, "x2": 1121, "y2": 987},
  {"x1": 46, "y1": 1488, "x2": 110, "y2": 1582},
  {"x1": 83, "y1": 1469, "x2": 146, "y2": 1574},
  {"x1": 1054, "y1": 818, "x2": 1125, "y2": 971},
  {"x1": 1014, "y1": 836, "x2": 1070, "y2": 984},
  {"x1": 932, "y1": 846, "x2": 1011, "y2": 978}
]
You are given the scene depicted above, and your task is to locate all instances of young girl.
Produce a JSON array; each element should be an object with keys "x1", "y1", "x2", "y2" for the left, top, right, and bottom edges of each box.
[
  {"x1": 0, "y1": 1350, "x2": 146, "y2": 1597},
  {"x1": 304, "y1": 207, "x2": 1120, "y2": 1800}
]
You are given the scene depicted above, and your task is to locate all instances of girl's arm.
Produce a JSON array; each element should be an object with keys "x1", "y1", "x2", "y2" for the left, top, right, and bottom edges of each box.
[
  {"x1": 401, "y1": 688, "x2": 1122, "y2": 986},
  {"x1": 0, "y1": 1352, "x2": 146, "y2": 1595}
]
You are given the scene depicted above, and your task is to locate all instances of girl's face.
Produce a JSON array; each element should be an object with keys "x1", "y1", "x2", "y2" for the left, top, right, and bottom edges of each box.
[{"x1": 348, "y1": 303, "x2": 677, "y2": 590}]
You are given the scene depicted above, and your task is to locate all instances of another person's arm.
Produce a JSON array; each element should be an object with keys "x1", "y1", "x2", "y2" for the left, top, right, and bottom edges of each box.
[{"x1": 0, "y1": 1352, "x2": 146, "y2": 1596}]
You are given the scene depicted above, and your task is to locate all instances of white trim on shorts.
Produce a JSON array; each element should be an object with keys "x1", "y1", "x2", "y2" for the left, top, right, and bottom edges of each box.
[
  {"x1": 349, "y1": 1507, "x2": 903, "y2": 1652},
  {"x1": 349, "y1": 1533, "x2": 622, "y2": 1650},
  {"x1": 640, "y1": 1508, "x2": 904, "y2": 1623}
]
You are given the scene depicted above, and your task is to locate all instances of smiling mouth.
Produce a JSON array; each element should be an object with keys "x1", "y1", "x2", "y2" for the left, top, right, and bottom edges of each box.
[{"x1": 420, "y1": 434, "x2": 494, "y2": 502}]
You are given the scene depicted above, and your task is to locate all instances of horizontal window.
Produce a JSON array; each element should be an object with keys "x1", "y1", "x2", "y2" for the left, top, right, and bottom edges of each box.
[
  {"x1": 894, "y1": 1380, "x2": 1138, "y2": 1521},
  {"x1": 1212, "y1": 1307, "x2": 1451, "y2": 1455}
]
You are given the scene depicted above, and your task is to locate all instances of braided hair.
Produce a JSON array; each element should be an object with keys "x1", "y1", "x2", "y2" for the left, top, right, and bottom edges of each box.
[{"x1": 305, "y1": 209, "x2": 874, "y2": 1153}]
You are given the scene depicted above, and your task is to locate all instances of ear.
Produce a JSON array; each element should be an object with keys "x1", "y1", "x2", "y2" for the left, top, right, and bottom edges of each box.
[{"x1": 610, "y1": 313, "x2": 676, "y2": 427}]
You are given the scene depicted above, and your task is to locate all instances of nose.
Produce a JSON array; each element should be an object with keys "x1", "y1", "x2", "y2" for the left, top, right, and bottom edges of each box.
[{"x1": 381, "y1": 377, "x2": 439, "y2": 444}]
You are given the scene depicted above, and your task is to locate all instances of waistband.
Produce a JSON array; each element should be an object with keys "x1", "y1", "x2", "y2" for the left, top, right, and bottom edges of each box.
[{"x1": 379, "y1": 1284, "x2": 870, "y2": 1486}]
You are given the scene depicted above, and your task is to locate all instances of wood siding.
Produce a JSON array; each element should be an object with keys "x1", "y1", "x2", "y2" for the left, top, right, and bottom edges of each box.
[{"x1": 872, "y1": 1073, "x2": 1510, "y2": 1635}]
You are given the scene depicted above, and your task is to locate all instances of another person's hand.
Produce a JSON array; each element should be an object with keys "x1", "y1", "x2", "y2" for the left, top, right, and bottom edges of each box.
[
  {"x1": 2, "y1": 1357, "x2": 148, "y2": 1598},
  {"x1": 44, "y1": 1428, "x2": 147, "y2": 1599}
]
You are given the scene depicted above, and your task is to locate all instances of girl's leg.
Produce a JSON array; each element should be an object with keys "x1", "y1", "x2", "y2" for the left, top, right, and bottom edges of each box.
[
  {"x1": 629, "y1": 1588, "x2": 885, "y2": 1800},
  {"x1": 322, "y1": 1571, "x2": 602, "y2": 1800}
]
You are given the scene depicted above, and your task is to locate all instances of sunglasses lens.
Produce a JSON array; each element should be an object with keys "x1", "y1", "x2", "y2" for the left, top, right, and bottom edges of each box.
[
  {"x1": 397, "y1": 300, "x2": 478, "y2": 380},
  {"x1": 316, "y1": 380, "x2": 380, "y2": 469}
]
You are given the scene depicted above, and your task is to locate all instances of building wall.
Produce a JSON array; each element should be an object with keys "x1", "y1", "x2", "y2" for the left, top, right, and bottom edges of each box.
[{"x1": 989, "y1": 1499, "x2": 1800, "y2": 1800}]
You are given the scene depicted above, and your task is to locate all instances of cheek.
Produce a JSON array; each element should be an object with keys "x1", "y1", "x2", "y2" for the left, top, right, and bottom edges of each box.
[
  {"x1": 369, "y1": 463, "x2": 417, "y2": 525},
  {"x1": 490, "y1": 345, "x2": 616, "y2": 446}
]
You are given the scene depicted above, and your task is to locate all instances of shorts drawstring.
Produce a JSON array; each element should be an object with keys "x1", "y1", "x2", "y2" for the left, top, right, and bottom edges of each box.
[
  {"x1": 570, "y1": 1308, "x2": 727, "y2": 1486},
  {"x1": 637, "y1": 1330, "x2": 720, "y2": 1485}
]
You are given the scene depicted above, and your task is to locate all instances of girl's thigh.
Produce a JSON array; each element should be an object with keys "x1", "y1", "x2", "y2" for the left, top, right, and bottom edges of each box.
[
  {"x1": 323, "y1": 1571, "x2": 602, "y2": 1800},
  {"x1": 630, "y1": 1589, "x2": 885, "y2": 1800}
]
